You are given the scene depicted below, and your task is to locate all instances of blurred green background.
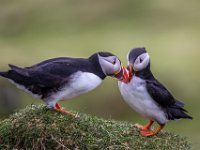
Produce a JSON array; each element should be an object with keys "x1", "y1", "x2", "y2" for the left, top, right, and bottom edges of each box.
[{"x1": 0, "y1": 0, "x2": 199, "y2": 149}]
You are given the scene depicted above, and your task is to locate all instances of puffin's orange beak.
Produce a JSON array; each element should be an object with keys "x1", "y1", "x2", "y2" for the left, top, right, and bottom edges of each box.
[
  {"x1": 128, "y1": 64, "x2": 133, "y2": 81},
  {"x1": 121, "y1": 65, "x2": 129, "y2": 83},
  {"x1": 113, "y1": 67, "x2": 121, "y2": 76}
]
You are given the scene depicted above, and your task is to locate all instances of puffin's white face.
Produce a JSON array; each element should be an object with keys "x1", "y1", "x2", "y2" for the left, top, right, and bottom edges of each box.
[
  {"x1": 98, "y1": 55, "x2": 121, "y2": 76},
  {"x1": 132, "y1": 53, "x2": 150, "y2": 71}
]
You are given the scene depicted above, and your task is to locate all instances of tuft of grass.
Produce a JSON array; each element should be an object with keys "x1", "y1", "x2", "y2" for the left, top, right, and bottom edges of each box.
[{"x1": 0, "y1": 105, "x2": 191, "y2": 150}]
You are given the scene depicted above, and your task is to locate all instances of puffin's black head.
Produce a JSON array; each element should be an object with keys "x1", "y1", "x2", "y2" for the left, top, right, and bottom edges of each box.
[
  {"x1": 89, "y1": 51, "x2": 123, "y2": 79},
  {"x1": 97, "y1": 52, "x2": 122, "y2": 76},
  {"x1": 128, "y1": 47, "x2": 150, "y2": 72}
]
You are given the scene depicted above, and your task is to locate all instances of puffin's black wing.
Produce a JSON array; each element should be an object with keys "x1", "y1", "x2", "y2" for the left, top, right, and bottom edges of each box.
[
  {"x1": 26, "y1": 57, "x2": 90, "y2": 78},
  {"x1": 1, "y1": 57, "x2": 91, "y2": 98},
  {"x1": 146, "y1": 79, "x2": 192, "y2": 120},
  {"x1": 146, "y1": 79, "x2": 175, "y2": 107}
]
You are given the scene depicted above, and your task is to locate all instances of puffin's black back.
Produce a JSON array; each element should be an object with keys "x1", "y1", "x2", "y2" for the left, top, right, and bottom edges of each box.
[{"x1": 27, "y1": 57, "x2": 104, "y2": 78}]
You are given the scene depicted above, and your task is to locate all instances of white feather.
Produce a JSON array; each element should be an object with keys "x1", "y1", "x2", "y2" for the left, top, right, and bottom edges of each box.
[
  {"x1": 118, "y1": 75, "x2": 168, "y2": 124},
  {"x1": 8, "y1": 72, "x2": 102, "y2": 109},
  {"x1": 45, "y1": 71, "x2": 102, "y2": 108}
]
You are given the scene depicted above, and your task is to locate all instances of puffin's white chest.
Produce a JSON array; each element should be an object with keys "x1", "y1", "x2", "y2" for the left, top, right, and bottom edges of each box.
[
  {"x1": 118, "y1": 75, "x2": 167, "y2": 124},
  {"x1": 50, "y1": 71, "x2": 102, "y2": 101}
]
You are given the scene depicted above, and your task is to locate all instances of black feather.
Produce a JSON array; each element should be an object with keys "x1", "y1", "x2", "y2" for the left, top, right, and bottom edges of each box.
[
  {"x1": 9, "y1": 64, "x2": 29, "y2": 76},
  {"x1": 0, "y1": 71, "x2": 8, "y2": 78},
  {"x1": 146, "y1": 79, "x2": 175, "y2": 107},
  {"x1": 98, "y1": 52, "x2": 114, "y2": 57},
  {"x1": 166, "y1": 101, "x2": 192, "y2": 120}
]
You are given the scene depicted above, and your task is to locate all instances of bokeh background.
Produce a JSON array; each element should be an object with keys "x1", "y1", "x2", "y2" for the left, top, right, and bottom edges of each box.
[{"x1": 0, "y1": 0, "x2": 199, "y2": 149}]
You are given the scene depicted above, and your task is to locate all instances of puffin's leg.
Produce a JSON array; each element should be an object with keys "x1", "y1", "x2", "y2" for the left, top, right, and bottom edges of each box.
[
  {"x1": 134, "y1": 120, "x2": 154, "y2": 131},
  {"x1": 140, "y1": 124, "x2": 165, "y2": 137},
  {"x1": 54, "y1": 103, "x2": 78, "y2": 117}
]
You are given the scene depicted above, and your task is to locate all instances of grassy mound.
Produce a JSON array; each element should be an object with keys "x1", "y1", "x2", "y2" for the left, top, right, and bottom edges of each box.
[{"x1": 0, "y1": 105, "x2": 191, "y2": 150}]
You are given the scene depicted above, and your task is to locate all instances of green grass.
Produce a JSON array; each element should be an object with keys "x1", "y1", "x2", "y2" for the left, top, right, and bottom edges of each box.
[{"x1": 0, "y1": 105, "x2": 191, "y2": 150}]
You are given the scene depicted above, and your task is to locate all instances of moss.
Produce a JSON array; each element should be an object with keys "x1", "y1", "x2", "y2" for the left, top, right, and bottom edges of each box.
[{"x1": 0, "y1": 105, "x2": 191, "y2": 150}]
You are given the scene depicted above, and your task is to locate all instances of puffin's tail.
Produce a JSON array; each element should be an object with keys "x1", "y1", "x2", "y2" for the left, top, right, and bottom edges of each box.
[
  {"x1": 1, "y1": 65, "x2": 42, "y2": 97},
  {"x1": 0, "y1": 71, "x2": 8, "y2": 78},
  {"x1": 0, "y1": 64, "x2": 29, "y2": 83},
  {"x1": 166, "y1": 101, "x2": 193, "y2": 120},
  {"x1": 8, "y1": 64, "x2": 28, "y2": 75}
]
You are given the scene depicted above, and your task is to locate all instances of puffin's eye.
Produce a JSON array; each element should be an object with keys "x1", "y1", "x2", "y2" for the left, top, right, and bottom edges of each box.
[
  {"x1": 139, "y1": 57, "x2": 143, "y2": 63},
  {"x1": 112, "y1": 59, "x2": 116, "y2": 64}
]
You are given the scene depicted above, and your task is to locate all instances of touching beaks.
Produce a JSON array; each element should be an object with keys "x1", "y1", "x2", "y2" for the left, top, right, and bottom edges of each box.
[
  {"x1": 120, "y1": 64, "x2": 133, "y2": 83},
  {"x1": 121, "y1": 66, "x2": 130, "y2": 83},
  {"x1": 112, "y1": 64, "x2": 133, "y2": 83},
  {"x1": 114, "y1": 65, "x2": 129, "y2": 83}
]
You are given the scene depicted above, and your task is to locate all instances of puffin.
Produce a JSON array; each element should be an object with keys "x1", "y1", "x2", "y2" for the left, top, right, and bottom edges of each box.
[
  {"x1": 0, "y1": 51, "x2": 129, "y2": 115},
  {"x1": 118, "y1": 47, "x2": 192, "y2": 136}
]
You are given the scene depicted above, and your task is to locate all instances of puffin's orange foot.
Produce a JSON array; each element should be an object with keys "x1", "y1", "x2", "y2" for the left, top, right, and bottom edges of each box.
[
  {"x1": 134, "y1": 124, "x2": 149, "y2": 131},
  {"x1": 140, "y1": 124, "x2": 164, "y2": 137},
  {"x1": 140, "y1": 130, "x2": 157, "y2": 137},
  {"x1": 54, "y1": 108, "x2": 74, "y2": 115},
  {"x1": 54, "y1": 103, "x2": 79, "y2": 117},
  {"x1": 134, "y1": 120, "x2": 154, "y2": 131}
]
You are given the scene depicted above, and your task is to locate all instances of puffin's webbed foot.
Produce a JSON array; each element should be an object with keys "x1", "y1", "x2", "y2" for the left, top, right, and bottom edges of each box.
[
  {"x1": 54, "y1": 103, "x2": 79, "y2": 117},
  {"x1": 134, "y1": 120, "x2": 154, "y2": 131},
  {"x1": 140, "y1": 124, "x2": 164, "y2": 137},
  {"x1": 134, "y1": 124, "x2": 150, "y2": 131},
  {"x1": 140, "y1": 130, "x2": 156, "y2": 136}
]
